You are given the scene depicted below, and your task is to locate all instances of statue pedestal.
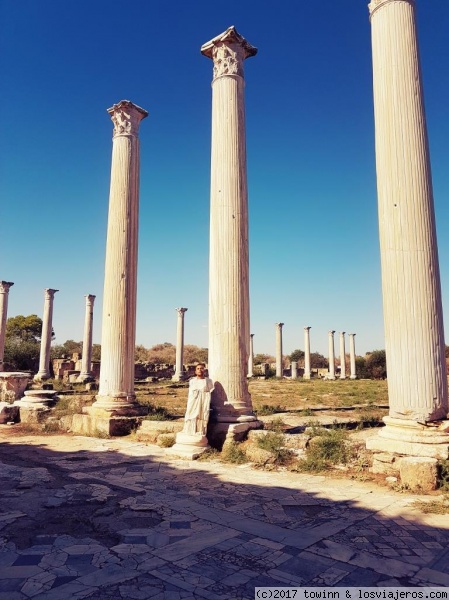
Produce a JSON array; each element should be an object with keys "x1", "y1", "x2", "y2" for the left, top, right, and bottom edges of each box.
[{"x1": 166, "y1": 431, "x2": 210, "y2": 460}]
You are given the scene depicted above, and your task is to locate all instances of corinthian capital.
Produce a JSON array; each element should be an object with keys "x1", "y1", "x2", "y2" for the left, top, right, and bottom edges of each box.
[
  {"x1": 44, "y1": 288, "x2": 59, "y2": 300},
  {"x1": 201, "y1": 26, "x2": 257, "y2": 80},
  {"x1": 368, "y1": 0, "x2": 415, "y2": 16},
  {"x1": 0, "y1": 281, "x2": 14, "y2": 294},
  {"x1": 108, "y1": 100, "x2": 148, "y2": 138}
]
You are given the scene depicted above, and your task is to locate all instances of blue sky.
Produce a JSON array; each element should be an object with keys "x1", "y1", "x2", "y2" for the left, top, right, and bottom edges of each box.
[{"x1": 1, "y1": 0, "x2": 448, "y2": 358}]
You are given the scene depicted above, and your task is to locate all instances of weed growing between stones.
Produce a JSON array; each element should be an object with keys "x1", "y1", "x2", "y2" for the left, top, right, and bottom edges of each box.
[
  {"x1": 157, "y1": 434, "x2": 176, "y2": 448},
  {"x1": 256, "y1": 404, "x2": 285, "y2": 416},
  {"x1": 295, "y1": 427, "x2": 349, "y2": 472},
  {"x1": 438, "y1": 459, "x2": 449, "y2": 491},
  {"x1": 264, "y1": 417, "x2": 286, "y2": 432},
  {"x1": 220, "y1": 441, "x2": 247, "y2": 464},
  {"x1": 412, "y1": 496, "x2": 449, "y2": 514},
  {"x1": 256, "y1": 432, "x2": 293, "y2": 466}
]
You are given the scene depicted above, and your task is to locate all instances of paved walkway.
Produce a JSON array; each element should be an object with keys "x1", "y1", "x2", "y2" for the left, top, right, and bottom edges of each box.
[{"x1": 0, "y1": 431, "x2": 448, "y2": 599}]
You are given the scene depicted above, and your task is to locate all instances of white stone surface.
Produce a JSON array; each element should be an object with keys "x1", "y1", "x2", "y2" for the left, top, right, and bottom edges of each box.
[
  {"x1": 172, "y1": 308, "x2": 187, "y2": 382},
  {"x1": 94, "y1": 100, "x2": 148, "y2": 414},
  {"x1": 369, "y1": 0, "x2": 448, "y2": 422},
  {"x1": 291, "y1": 361, "x2": 298, "y2": 380},
  {"x1": 0, "y1": 372, "x2": 30, "y2": 401},
  {"x1": 303, "y1": 326, "x2": 311, "y2": 379},
  {"x1": 35, "y1": 289, "x2": 58, "y2": 381},
  {"x1": 202, "y1": 26, "x2": 257, "y2": 423},
  {"x1": 339, "y1": 332, "x2": 346, "y2": 379},
  {"x1": 327, "y1": 330, "x2": 336, "y2": 380},
  {"x1": 77, "y1": 295, "x2": 96, "y2": 383},
  {"x1": 0, "y1": 281, "x2": 13, "y2": 370},
  {"x1": 275, "y1": 323, "x2": 284, "y2": 378},
  {"x1": 247, "y1": 333, "x2": 254, "y2": 377},
  {"x1": 349, "y1": 333, "x2": 357, "y2": 380}
]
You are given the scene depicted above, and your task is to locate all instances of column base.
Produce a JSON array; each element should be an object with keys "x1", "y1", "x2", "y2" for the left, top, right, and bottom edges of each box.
[
  {"x1": 14, "y1": 389, "x2": 58, "y2": 409},
  {"x1": 34, "y1": 372, "x2": 51, "y2": 382},
  {"x1": 171, "y1": 374, "x2": 187, "y2": 382},
  {"x1": 91, "y1": 395, "x2": 145, "y2": 417},
  {"x1": 303, "y1": 374, "x2": 311, "y2": 380},
  {"x1": 366, "y1": 416, "x2": 449, "y2": 459},
  {"x1": 349, "y1": 375, "x2": 357, "y2": 380},
  {"x1": 165, "y1": 431, "x2": 210, "y2": 459}
]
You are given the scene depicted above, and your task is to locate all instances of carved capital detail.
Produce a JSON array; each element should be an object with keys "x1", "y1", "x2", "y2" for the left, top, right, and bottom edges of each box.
[
  {"x1": 368, "y1": 0, "x2": 415, "y2": 16},
  {"x1": 0, "y1": 281, "x2": 14, "y2": 294},
  {"x1": 44, "y1": 288, "x2": 59, "y2": 300},
  {"x1": 176, "y1": 307, "x2": 188, "y2": 316},
  {"x1": 201, "y1": 26, "x2": 257, "y2": 81},
  {"x1": 85, "y1": 294, "x2": 96, "y2": 306},
  {"x1": 108, "y1": 100, "x2": 148, "y2": 138}
]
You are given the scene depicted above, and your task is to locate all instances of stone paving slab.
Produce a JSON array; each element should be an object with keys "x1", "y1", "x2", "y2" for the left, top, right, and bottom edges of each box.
[{"x1": 0, "y1": 431, "x2": 448, "y2": 599}]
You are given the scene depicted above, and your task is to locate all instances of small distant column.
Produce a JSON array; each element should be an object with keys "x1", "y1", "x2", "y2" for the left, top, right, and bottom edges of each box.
[
  {"x1": 93, "y1": 100, "x2": 148, "y2": 414},
  {"x1": 275, "y1": 323, "x2": 284, "y2": 378},
  {"x1": 339, "y1": 332, "x2": 346, "y2": 380},
  {"x1": 303, "y1": 326, "x2": 311, "y2": 379},
  {"x1": 247, "y1": 333, "x2": 254, "y2": 377},
  {"x1": 291, "y1": 361, "x2": 298, "y2": 380},
  {"x1": 77, "y1": 295, "x2": 96, "y2": 383},
  {"x1": 0, "y1": 281, "x2": 14, "y2": 370},
  {"x1": 349, "y1": 333, "x2": 357, "y2": 380},
  {"x1": 35, "y1": 288, "x2": 58, "y2": 381},
  {"x1": 202, "y1": 26, "x2": 258, "y2": 425},
  {"x1": 328, "y1": 330, "x2": 336, "y2": 380},
  {"x1": 172, "y1": 308, "x2": 188, "y2": 382}
]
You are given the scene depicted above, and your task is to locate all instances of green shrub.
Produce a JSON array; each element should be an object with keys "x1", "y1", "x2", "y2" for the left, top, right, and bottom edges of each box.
[
  {"x1": 257, "y1": 404, "x2": 285, "y2": 416},
  {"x1": 257, "y1": 432, "x2": 292, "y2": 465},
  {"x1": 264, "y1": 417, "x2": 286, "y2": 432},
  {"x1": 221, "y1": 441, "x2": 247, "y2": 464},
  {"x1": 438, "y1": 460, "x2": 449, "y2": 491},
  {"x1": 297, "y1": 427, "x2": 348, "y2": 472}
]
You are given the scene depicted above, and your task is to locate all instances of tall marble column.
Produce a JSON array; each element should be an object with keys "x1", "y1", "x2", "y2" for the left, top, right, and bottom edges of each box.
[
  {"x1": 328, "y1": 330, "x2": 336, "y2": 380},
  {"x1": 349, "y1": 333, "x2": 357, "y2": 380},
  {"x1": 93, "y1": 100, "x2": 148, "y2": 415},
  {"x1": 368, "y1": 0, "x2": 448, "y2": 425},
  {"x1": 77, "y1": 295, "x2": 96, "y2": 383},
  {"x1": 202, "y1": 26, "x2": 258, "y2": 424},
  {"x1": 275, "y1": 323, "x2": 284, "y2": 378},
  {"x1": 35, "y1": 288, "x2": 58, "y2": 381},
  {"x1": 339, "y1": 331, "x2": 346, "y2": 380},
  {"x1": 247, "y1": 333, "x2": 254, "y2": 378},
  {"x1": 0, "y1": 281, "x2": 14, "y2": 371},
  {"x1": 172, "y1": 308, "x2": 188, "y2": 382},
  {"x1": 303, "y1": 326, "x2": 311, "y2": 379}
]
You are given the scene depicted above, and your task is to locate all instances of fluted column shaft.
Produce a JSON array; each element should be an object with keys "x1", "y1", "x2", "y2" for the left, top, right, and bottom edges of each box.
[
  {"x1": 349, "y1": 333, "x2": 357, "y2": 380},
  {"x1": 340, "y1": 332, "x2": 346, "y2": 379},
  {"x1": 95, "y1": 100, "x2": 148, "y2": 412},
  {"x1": 0, "y1": 281, "x2": 14, "y2": 369},
  {"x1": 78, "y1": 295, "x2": 96, "y2": 382},
  {"x1": 36, "y1": 289, "x2": 58, "y2": 380},
  {"x1": 328, "y1": 330, "x2": 336, "y2": 380},
  {"x1": 202, "y1": 27, "x2": 257, "y2": 422},
  {"x1": 369, "y1": 0, "x2": 447, "y2": 421},
  {"x1": 275, "y1": 323, "x2": 284, "y2": 378},
  {"x1": 291, "y1": 361, "x2": 298, "y2": 380},
  {"x1": 303, "y1": 327, "x2": 311, "y2": 379},
  {"x1": 247, "y1": 333, "x2": 254, "y2": 377},
  {"x1": 172, "y1": 308, "x2": 188, "y2": 382}
]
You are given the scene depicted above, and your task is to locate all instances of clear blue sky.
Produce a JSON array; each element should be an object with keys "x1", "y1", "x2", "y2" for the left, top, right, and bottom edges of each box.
[{"x1": 1, "y1": 1, "x2": 448, "y2": 358}]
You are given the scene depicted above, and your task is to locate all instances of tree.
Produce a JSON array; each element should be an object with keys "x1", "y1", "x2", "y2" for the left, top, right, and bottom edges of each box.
[
  {"x1": 51, "y1": 339, "x2": 82, "y2": 359},
  {"x1": 254, "y1": 353, "x2": 275, "y2": 364},
  {"x1": 6, "y1": 315, "x2": 44, "y2": 342},
  {"x1": 355, "y1": 356, "x2": 369, "y2": 379},
  {"x1": 92, "y1": 344, "x2": 101, "y2": 361},
  {"x1": 183, "y1": 345, "x2": 208, "y2": 365},
  {"x1": 3, "y1": 339, "x2": 40, "y2": 371},
  {"x1": 289, "y1": 349, "x2": 304, "y2": 363},
  {"x1": 365, "y1": 350, "x2": 387, "y2": 379},
  {"x1": 310, "y1": 352, "x2": 328, "y2": 368}
]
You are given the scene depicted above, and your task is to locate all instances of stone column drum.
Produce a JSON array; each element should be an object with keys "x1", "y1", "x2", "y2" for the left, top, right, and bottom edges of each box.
[
  {"x1": 202, "y1": 26, "x2": 259, "y2": 428},
  {"x1": 35, "y1": 289, "x2": 58, "y2": 381},
  {"x1": 93, "y1": 101, "x2": 148, "y2": 416},
  {"x1": 247, "y1": 333, "x2": 254, "y2": 378},
  {"x1": 327, "y1": 330, "x2": 336, "y2": 380},
  {"x1": 275, "y1": 323, "x2": 284, "y2": 378},
  {"x1": 77, "y1": 295, "x2": 96, "y2": 383},
  {"x1": 366, "y1": 0, "x2": 449, "y2": 460},
  {"x1": 172, "y1": 308, "x2": 188, "y2": 382},
  {"x1": 339, "y1": 332, "x2": 346, "y2": 380},
  {"x1": 291, "y1": 361, "x2": 298, "y2": 380},
  {"x1": 303, "y1": 326, "x2": 311, "y2": 379},
  {"x1": 349, "y1": 333, "x2": 357, "y2": 380},
  {"x1": 0, "y1": 281, "x2": 14, "y2": 371}
]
